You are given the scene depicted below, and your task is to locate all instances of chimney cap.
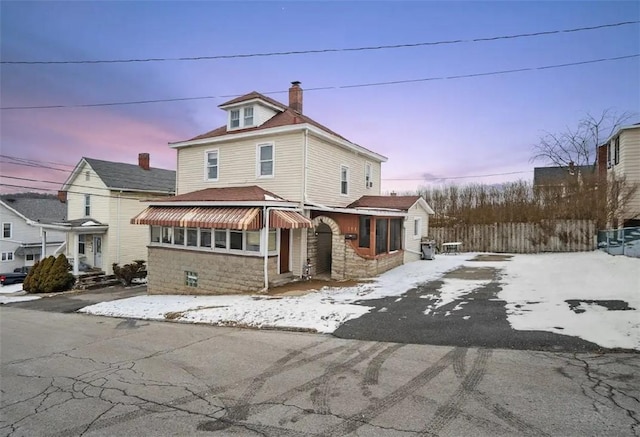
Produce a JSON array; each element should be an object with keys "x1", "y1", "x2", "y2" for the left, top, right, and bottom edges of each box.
[{"x1": 291, "y1": 81, "x2": 301, "y2": 86}]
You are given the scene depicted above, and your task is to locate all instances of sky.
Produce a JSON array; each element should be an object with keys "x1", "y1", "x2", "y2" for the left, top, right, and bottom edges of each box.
[{"x1": 1, "y1": 1, "x2": 639, "y2": 195}]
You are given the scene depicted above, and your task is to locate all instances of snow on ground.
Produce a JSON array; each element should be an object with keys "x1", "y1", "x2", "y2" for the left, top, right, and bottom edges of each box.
[
  {"x1": 79, "y1": 254, "x2": 473, "y2": 333},
  {"x1": 78, "y1": 251, "x2": 640, "y2": 350},
  {"x1": 0, "y1": 284, "x2": 24, "y2": 294},
  {"x1": 499, "y1": 251, "x2": 640, "y2": 350},
  {"x1": 0, "y1": 283, "x2": 41, "y2": 304}
]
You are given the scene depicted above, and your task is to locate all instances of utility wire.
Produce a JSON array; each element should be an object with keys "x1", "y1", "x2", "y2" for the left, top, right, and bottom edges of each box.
[
  {"x1": 382, "y1": 170, "x2": 533, "y2": 181},
  {"x1": 0, "y1": 154, "x2": 76, "y2": 169},
  {"x1": 2, "y1": 53, "x2": 638, "y2": 110},
  {"x1": 2, "y1": 20, "x2": 637, "y2": 65}
]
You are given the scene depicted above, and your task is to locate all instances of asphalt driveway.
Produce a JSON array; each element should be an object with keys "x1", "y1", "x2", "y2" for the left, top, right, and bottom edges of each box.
[
  {"x1": 334, "y1": 260, "x2": 608, "y2": 353},
  {"x1": 5, "y1": 285, "x2": 147, "y2": 313}
]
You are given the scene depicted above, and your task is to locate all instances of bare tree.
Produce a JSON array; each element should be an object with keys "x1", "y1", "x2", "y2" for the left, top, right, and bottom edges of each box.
[{"x1": 531, "y1": 109, "x2": 636, "y2": 167}]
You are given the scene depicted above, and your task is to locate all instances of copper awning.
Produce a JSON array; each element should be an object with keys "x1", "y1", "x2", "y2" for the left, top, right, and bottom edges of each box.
[
  {"x1": 131, "y1": 207, "x2": 262, "y2": 230},
  {"x1": 270, "y1": 210, "x2": 312, "y2": 229}
]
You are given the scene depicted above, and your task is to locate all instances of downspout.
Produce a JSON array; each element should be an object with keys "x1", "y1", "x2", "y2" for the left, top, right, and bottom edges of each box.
[
  {"x1": 302, "y1": 128, "x2": 309, "y2": 275},
  {"x1": 116, "y1": 191, "x2": 122, "y2": 265},
  {"x1": 262, "y1": 206, "x2": 306, "y2": 292}
]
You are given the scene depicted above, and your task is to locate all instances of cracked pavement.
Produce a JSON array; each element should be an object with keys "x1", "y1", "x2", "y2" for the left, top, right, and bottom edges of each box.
[{"x1": 1, "y1": 307, "x2": 639, "y2": 436}]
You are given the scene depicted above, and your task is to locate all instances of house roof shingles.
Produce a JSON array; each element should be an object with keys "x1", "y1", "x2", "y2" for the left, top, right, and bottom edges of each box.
[
  {"x1": 0, "y1": 194, "x2": 66, "y2": 224},
  {"x1": 348, "y1": 195, "x2": 422, "y2": 211},
  {"x1": 84, "y1": 157, "x2": 176, "y2": 193},
  {"x1": 533, "y1": 165, "x2": 594, "y2": 186},
  {"x1": 160, "y1": 186, "x2": 288, "y2": 203}
]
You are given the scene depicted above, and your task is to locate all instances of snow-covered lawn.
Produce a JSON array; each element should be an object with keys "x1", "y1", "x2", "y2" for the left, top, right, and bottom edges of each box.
[
  {"x1": 78, "y1": 251, "x2": 640, "y2": 350},
  {"x1": 79, "y1": 254, "x2": 471, "y2": 333},
  {"x1": 0, "y1": 283, "x2": 41, "y2": 304}
]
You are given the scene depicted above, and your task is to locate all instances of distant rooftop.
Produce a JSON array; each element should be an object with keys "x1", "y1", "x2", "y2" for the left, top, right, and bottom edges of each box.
[{"x1": 0, "y1": 193, "x2": 66, "y2": 224}]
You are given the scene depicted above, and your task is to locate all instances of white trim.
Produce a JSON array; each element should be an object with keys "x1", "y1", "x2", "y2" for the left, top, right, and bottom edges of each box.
[
  {"x1": 365, "y1": 162, "x2": 372, "y2": 189},
  {"x1": 219, "y1": 97, "x2": 283, "y2": 113},
  {"x1": 413, "y1": 217, "x2": 422, "y2": 239},
  {"x1": 340, "y1": 164, "x2": 349, "y2": 196},
  {"x1": 169, "y1": 123, "x2": 388, "y2": 163},
  {"x1": 204, "y1": 148, "x2": 220, "y2": 182},
  {"x1": 2, "y1": 222, "x2": 12, "y2": 239},
  {"x1": 256, "y1": 142, "x2": 275, "y2": 179},
  {"x1": 602, "y1": 124, "x2": 640, "y2": 146},
  {"x1": 306, "y1": 202, "x2": 406, "y2": 218},
  {"x1": 1, "y1": 251, "x2": 14, "y2": 262}
]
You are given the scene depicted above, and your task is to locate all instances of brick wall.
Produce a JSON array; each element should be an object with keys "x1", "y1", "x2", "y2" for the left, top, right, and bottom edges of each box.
[{"x1": 147, "y1": 247, "x2": 277, "y2": 295}]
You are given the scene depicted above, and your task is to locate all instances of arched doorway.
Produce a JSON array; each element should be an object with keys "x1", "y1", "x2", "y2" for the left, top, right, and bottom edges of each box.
[{"x1": 315, "y1": 223, "x2": 332, "y2": 275}]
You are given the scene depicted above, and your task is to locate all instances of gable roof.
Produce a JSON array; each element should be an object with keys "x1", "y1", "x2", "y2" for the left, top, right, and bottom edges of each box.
[
  {"x1": 348, "y1": 195, "x2": 435, "y2": 214},
  {"x1": 158, "y1": 185, "x2": 288, "y2": 203},
  {"x1": 171, "y1": 90, "x2": 386, "y2": 162},
  {"x1": 0, "y1": 194, "x2": 66, "y2": 224},
  {"x1": 64, "y1": 157, "x2": 176, "y2": 193},
  {"x1": 533, "y1": 165, "x2": 594, "y2": 186}
]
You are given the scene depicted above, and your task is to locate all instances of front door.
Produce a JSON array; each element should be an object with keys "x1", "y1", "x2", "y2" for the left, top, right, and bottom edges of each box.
[
  {"x1": 279, "y1": 229, "x2": 290, "y2": 274},
  {"x1": 93, "y1": 236, "x2": 102, "y2": 269}
]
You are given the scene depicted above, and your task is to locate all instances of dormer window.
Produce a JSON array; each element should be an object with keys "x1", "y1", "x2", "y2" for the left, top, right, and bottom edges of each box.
[
  {"x1": 230, "y1": 110, "x2": 240, "y2": 129},
  {"x1": 244, "y1": 107, "x2": 254, "y2": 126},
  {"x1": 228, "y1": 105, "x2": 255, "y2": 130}
]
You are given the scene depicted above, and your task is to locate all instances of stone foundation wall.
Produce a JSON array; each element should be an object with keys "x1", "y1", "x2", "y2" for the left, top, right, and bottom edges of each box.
[
  {"x1": 343, "y1": 244, "x2": 404, "y2": 279},
  {"x1": 147, "y1": 247, "x2": 277, "y2": 295}
]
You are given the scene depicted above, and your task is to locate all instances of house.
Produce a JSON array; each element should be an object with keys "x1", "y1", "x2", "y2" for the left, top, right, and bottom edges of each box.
[
  {"x1": 597, "y1": 123, "x2": 640, "y2": 228},
  {"x1": 533, "y1": 163, "x2": 594, "y2": 191},
  {"x1": 39, "y1": 154, "x2": 176, "y2": 275},
  {"x1": 0, "y1": 193, "x2": 66, "y2": 272},
  {"x1": 132, "y1": 81, "x2": 434, "y2": 295}
]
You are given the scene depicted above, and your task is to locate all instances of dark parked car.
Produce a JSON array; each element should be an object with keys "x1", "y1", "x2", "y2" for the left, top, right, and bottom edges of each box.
[{"x1": 0, "y1": 266, "x2": 31, "y2": 286}]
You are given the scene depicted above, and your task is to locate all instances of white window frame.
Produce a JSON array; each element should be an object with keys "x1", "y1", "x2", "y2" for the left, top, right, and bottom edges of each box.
[
  {"x1": 614, "y1": 137, "x2": 620, "y2": 166},
  {"x1": 413, "y1": 217, "x2": 422, "y2": 239},
  {"x1": 365, "y1": 162, "x2": 372, "y2": 189},
  {"x1": 84, "y1": 194, "x2": 91, "y2": 217},
  {"x1": 204, "y1": 149, "x2": 219, "y2": 181},
  {"x1": 150, "y1": 226, "x2": 278, "y2": 256},
  {"x1": 340, "y1": 165, "x2": 349, "y2": 196},
  {"x1": 2, "y1": 222, "x2": 12, "y2": 239},
  {"x1": 257, "y1": 143, "x2": 275, "y2": 178},
  {"x1": 229, "y1": 109, "x2": 240, "y2": 129},
  {"x1": 243, "y1": 107, "x2": 254, "y2": 127},
  {"x1": 1, "y1": 252, "x2": 14, "y2": 262},
  {"x1": 229, "y1": 105, "x2": 255, "y2": 130}
]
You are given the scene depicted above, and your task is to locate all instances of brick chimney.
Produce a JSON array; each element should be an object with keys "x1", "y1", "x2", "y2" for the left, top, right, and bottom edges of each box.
[
  {"x1": 138, "y1": 153, "x2": 150, "y2": 170},
  {"x1": 57, "y1": 190, "x2": 67, "y2": 203},
  {"x1": 289, "y1": 81, "x2": 303, "y2": 114}
]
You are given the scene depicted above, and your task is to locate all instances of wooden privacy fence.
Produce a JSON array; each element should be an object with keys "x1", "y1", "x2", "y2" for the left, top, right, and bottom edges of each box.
[{"x1": 429, "y1": 220, "x2": 597, "y2": 253}]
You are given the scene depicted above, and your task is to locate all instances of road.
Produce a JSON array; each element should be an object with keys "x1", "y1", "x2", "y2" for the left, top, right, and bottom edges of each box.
[{"x1": 1, "y1": 307, "x2": 639, "y2": 436}]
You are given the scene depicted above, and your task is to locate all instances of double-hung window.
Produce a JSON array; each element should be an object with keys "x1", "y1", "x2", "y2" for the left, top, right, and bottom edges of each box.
[
  {"x1": 614, "y1": 137, "x2": 620, "y2": 165},
  {"x1": 340, "y1": 165, "x2": 349, "y2": 195},
  {"x1": 244, "y1": 107, "x2": 254, "y2": 126},
  {"x1": 2, "y1": 223, "x2": 11, "y2": 239},
  {"x1": 206, "y1": 150, "x2": 219, "y2": 181},
  {"x1": 230, "y1": 109, "x2": 240, "y2": 128},
  {"x1": 78, "y1": 234, "x2": 86, "y2": 254},
  {"x1": 258, "y1": 143, "x2": 274, "y2": 177},
  {"x1": 84, "y1": 194, "x2": 91, "y2": 216},
  {"x1": 365, "y1": 162, "x2": 372, "y2": 189}
]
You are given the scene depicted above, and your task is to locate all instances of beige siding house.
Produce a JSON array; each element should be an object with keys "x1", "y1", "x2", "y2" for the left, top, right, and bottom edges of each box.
[
  {"x1": 605, "y1": 124, "x2": 640, "y2": 227},
  {"x1": 133, "y1": 82, "x2": 434, "y2": 295},
  {"x1": 44, "y1": 154, "x2": 175, "y2": 275}
]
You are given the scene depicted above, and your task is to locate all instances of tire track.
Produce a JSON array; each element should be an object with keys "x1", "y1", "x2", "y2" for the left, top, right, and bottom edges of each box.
[
  {"x1": 421, "y1": 348, "x2": 492, "y2": 435},
  {"x1": 473, "y1": 391, "x2": 551, "y2": 437},
  {"x1": 363, "y1": 344, "x2": 405, "y2": 386},
  {"x1": 323, "y1": 347, "x2": 466, "y2": 437}
]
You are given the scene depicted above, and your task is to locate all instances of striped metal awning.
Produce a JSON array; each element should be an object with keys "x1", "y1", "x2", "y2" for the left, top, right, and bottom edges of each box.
[
  {"x1": 131, "y1": 207, "x2": 262, "y2": 230},
  {"x1": 270, "y1": 209, "x2": 312, "y2": 229}
]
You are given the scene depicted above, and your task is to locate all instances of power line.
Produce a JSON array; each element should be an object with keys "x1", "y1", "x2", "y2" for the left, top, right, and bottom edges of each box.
[
  {"x1": 0, "y1": 159, "x2": 75, "y2": 173},
  {"x1": 382, "y1": 170, "x2": 533, "y2": 181},
  {"x1": 2, "y1": 53, "x2": 638, "y2": 111},
  {"x1": 0, "y1": 154, "x2": 76, "y2": 169},
  {"x1": 2, "y1": 20, "x2": 637, "y2": 65}
]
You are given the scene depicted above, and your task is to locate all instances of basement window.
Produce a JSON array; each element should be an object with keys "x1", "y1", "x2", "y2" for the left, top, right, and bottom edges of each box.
[{"x1": 185, "y1": 271, "x2": 198, "y2": 287}]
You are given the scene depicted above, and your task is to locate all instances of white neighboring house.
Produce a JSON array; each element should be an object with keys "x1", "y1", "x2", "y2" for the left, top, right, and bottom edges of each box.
[
  {"x1": 601, "y1": 123, "x2": 640, "y2": 227},
  {"x1": 43, "y1": 153, "x2": 176, "y2": 275},
  {"x1": 0, "y1": 194, "x2": 67, "y2": 272}
]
